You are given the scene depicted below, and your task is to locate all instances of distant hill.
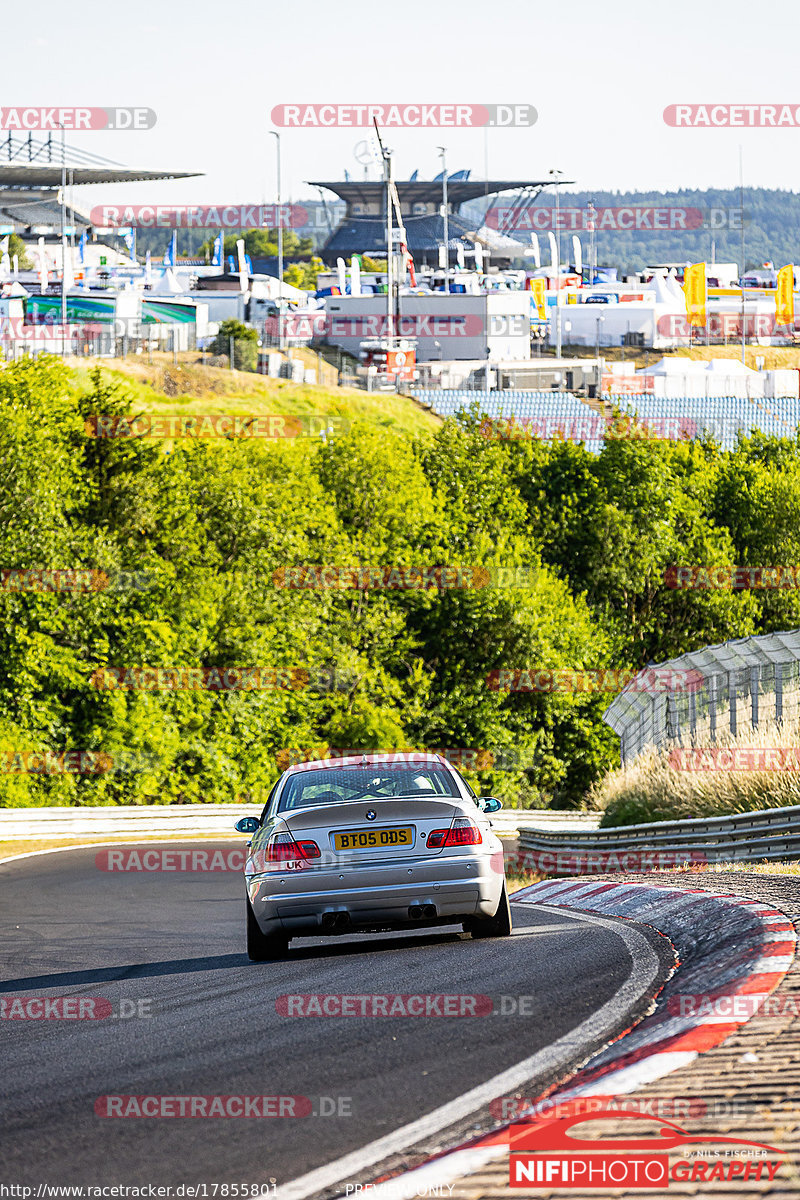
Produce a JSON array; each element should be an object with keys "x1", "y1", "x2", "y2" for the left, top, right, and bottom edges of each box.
[
  {"x1": 122, "y1": 188, "x2": 800, "y2": 276},
  {"x1": 472, "y1": 188, "x2": 800, "y2": 274}
]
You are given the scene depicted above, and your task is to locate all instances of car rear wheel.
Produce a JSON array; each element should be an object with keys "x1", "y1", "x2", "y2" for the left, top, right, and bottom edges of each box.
[
  {"x1": 464, "y1": 882, "x2": 512, "y2": 938},
  {"x1": 247, "y1": 900, "x2": 290, "y2": 961}
]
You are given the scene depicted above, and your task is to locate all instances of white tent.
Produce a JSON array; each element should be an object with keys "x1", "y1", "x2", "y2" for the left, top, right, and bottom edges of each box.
[
  {"x1": 638, "y1": 356, "x2": 763, "y2": 397},
  {"x1": 150, "y1": 268, "x2": 186, "y2": 295},
  {"x1": 249, "y1": 275, "x2": 307, "y2": 303}
]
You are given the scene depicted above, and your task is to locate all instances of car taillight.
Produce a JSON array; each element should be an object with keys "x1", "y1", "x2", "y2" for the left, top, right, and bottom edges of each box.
[
  {"x1": 427, "y1": 819, "x2": 482, "y2": 849},
  {"x1": 266, "y1": 833, "x2": 321, "y2": 862}
]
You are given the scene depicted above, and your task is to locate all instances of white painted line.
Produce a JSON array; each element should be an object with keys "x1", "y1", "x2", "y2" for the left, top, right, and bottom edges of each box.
[{"x1": 273, "y1": 908, "x2": 663, "y2": 1200}]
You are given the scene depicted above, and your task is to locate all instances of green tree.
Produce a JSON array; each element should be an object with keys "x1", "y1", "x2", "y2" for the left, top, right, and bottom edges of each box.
[
  {"x1": 209, "y1": 319, "x2": 259, "y2": 371},
  {"x1": 7, "y1": 233, "x2": 31, "y2": 269}
]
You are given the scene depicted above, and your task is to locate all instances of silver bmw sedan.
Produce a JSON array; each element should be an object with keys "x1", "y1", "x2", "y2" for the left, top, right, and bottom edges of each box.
[{"x1": 235, "y1": 752, "x2": 511, "y2": 960}]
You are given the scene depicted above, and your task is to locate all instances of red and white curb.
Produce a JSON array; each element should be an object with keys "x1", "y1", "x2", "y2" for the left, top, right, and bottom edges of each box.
[{"x1": 332, "y1": 878, "x2": 797, "y2": 1200}]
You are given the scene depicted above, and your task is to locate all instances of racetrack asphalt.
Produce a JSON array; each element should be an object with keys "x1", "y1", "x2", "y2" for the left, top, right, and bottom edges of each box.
[{"x1": 0, "y1": 843, "x2": 674, "y2": 1193}]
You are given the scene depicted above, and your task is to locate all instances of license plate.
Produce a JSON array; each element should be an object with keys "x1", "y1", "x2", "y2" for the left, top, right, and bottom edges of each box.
[{"x1": 333, "y1": 826, "x2": 414, "y2": 851}]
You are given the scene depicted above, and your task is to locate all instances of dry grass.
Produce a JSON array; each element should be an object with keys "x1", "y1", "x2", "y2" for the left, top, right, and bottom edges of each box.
[
  {"x1": 591, "y1": 717, "x2": 800, "y2": 826},
  {"x1": 506, "y1": 867, "x2": 547, "y2": 892},
  {"x1": 67, "y1": 354, "x2": 441, "y2": 440},
  {"x1": 664, "y1": 859, "x2": 800, "y2": 875}
]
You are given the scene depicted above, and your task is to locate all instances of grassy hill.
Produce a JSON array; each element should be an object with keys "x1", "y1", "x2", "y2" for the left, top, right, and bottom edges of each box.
[{"x1": 68, "y1": 353, "x2": 441, "y2": 440}]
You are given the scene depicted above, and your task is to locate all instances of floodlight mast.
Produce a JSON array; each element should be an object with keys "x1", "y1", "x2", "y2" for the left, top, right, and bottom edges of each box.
[{"x1": 373, "y1": 119, "x2": 393, "y2": 343}]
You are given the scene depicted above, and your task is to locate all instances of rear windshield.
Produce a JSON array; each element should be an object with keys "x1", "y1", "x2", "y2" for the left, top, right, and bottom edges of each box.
[{"x1": 277, "y1": 765, "x2": 459, "y2": 812}]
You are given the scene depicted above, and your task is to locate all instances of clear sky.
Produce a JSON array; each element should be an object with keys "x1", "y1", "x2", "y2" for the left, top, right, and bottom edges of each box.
[{"x1": 4, "y1": 0, "x2": 797, "y2": 215}]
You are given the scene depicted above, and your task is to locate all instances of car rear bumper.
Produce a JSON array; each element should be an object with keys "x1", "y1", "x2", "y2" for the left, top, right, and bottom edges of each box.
[{"x1": 245, "y1": 851, "x2": 504, "y2": 937}]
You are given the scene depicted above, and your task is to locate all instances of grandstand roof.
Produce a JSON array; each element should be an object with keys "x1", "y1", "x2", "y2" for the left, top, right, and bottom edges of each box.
[
  {"x1": 309, "y1": 179, "x2": 566, "y2": 208},
  {"x1": 0, "y1": 165, "x2": 199, "y2": 189},
  {"x1": 0, "y1": 134, "x2": 200, "y2": 192}
]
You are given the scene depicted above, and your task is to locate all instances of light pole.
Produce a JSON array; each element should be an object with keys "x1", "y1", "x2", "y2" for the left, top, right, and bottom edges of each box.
[
  {"x1": 438, "y1": 146, "x2": 449, "y2": 293},
  {"x1": 269, "y1": 130, "x2": 284, "y2": 352},
  {"x1": 59, "y1": 124, "x2": 67, "y2": 356},
  {"x1": 550, "y1": 168, "x2": 563, "y2": 359},
  {"x1": 587, "y1": 198, "x2": 596, "y2": 282},
  {"x1": 595, "y1": 315, "x2": 604, "y2": 360}
]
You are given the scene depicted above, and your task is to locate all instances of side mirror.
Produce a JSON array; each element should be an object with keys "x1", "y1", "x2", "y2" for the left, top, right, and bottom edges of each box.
[
  {"x1": 235, "y1": 816, "x2": 260, "y2": 833},
  {"x1": 479, "y1": 797, "x2": 503, "y2": 814}
]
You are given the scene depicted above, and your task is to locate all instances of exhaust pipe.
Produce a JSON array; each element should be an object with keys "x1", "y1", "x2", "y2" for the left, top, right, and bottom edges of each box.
[
  {"x1": 321, "y1": 911, "x2": 352, "y2": 933},
  {"x1": 422, "y1": 903, "x2": 437, "y2": 919},
  {"x1": 408, "y1": 905, "x2": 423, "y2": 920}
]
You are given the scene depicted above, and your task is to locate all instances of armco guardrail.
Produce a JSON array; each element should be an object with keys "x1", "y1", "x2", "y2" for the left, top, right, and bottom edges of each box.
[
  {"x1": 0, "y1": 804, "x2": 599, "y2": 842},
  {"x1": 0, "y1": 804, "x2": 263, "y2": 842},
  {"x1": 517, "y1": 803, "x2": 800, "y2": 873}
]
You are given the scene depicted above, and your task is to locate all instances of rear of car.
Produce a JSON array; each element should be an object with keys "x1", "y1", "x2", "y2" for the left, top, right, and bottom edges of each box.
[{"x1": 238, "y1": 753, "x2": 509, "y2": 959}]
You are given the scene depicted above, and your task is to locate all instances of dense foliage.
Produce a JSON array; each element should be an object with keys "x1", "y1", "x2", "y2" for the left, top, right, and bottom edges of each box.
[{"x1": 1, "y1": 359, "x2": 799, "y2": 809}]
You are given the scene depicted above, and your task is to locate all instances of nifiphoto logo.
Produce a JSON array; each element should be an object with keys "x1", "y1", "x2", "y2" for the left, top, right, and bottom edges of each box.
[{"x1": 508, "y1": 1111, "x2": 783, "y2": 1188}]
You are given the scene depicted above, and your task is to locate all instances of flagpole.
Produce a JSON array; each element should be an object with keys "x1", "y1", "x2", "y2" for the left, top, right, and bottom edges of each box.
[{"x1": 269, "y1": 130, "x2": 283, "y2": 352}]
